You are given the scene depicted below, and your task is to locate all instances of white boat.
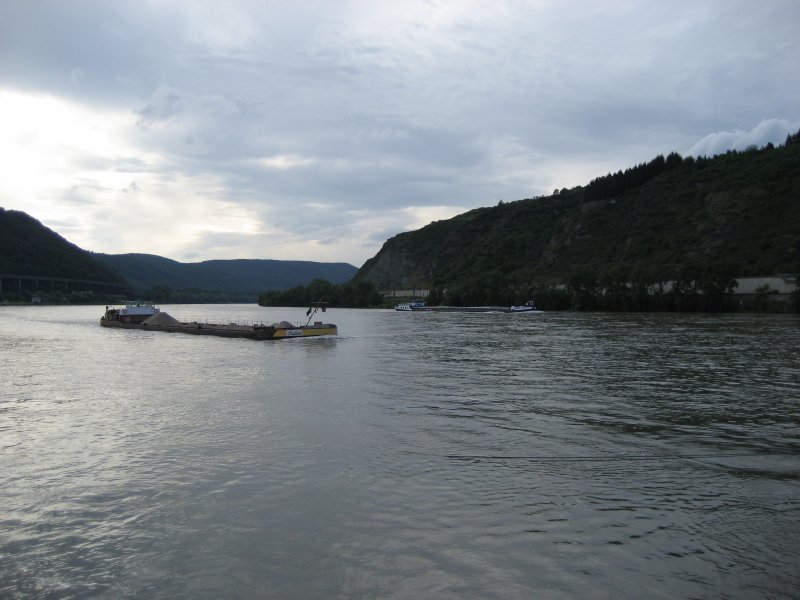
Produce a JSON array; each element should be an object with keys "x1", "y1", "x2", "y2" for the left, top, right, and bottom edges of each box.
[
  {"x1": 395, "y1": 300, "x2": 426, "y2": 311},
  {"x1": 508, "y1": 301, "x2": 539, "y2": 312}
]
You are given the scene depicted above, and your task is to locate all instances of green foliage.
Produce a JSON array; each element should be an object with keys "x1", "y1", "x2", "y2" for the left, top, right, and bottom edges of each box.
[
  {"x1": 559, "y1": 261, "x2": 740, "y2": 312},
  {"x1": 358, "y1": 132, "x2": 800, "y2": 312},
  {"x1": 136, "y1": 285, "x2": 257, "y2": 304},
  {"x1": 528, "y1": 285, "x2": 572, "y2": 311},
  {"x1": 752, "y1": 284, "x2": 781, "y2": 313},
  {"x1": 258, "y1": 278, "x2": 382, "y2": 308},
  {"x1": 583, "y1": 153, "x2": 672, "y2": 203}
]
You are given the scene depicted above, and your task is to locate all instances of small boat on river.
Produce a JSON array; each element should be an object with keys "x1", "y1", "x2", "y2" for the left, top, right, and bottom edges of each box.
[
  {"x1": 100, "y1": 301, "x2": 337, "y2": 340},
  {"x1": 394, "y1": 300, "x2": 427, "y2": 311}
]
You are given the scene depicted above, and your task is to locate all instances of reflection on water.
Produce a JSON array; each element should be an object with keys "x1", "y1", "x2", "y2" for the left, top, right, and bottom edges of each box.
[{"x1": 1, "y1": 306, "x2": 798, "y2": 598}]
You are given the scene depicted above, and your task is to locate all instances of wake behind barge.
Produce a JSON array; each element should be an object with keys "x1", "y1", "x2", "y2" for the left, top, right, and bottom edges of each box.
[{"x1": 100, "y1": 302, "x2": 337, "y2": 340}]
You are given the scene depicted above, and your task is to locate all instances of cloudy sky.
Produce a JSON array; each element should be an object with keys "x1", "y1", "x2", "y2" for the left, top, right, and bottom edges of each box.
[{"x1": 1, "y1": 1, "x2": 798, "y2": 267}]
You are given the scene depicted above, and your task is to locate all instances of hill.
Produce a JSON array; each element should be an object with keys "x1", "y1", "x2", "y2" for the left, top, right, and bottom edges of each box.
[
  {"x1": 0, "y1": 208, "x2": 130, "y2": 299},
  {"x1": 357, "y1": 132, "x2": 800, "y2": 305},
  {"x1": 95, "y1": 253, "x2": 358, "y2": 297},
  {"x1": 0, "y1": 208, "x2": 358, "y2": 303}
]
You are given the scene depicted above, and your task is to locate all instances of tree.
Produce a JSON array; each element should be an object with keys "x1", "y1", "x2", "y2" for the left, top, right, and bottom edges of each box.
[
  {"x1": 258, "y1": 279, "x2": 383, "y2": 308},
  {"x1": 671, "y1": 262, "x2": 703, "y2": 311},
  {"x1": 665, "y1": 151, "x2": 683, "y2": 169},
  {"x1": 599, "y1": 265, "x2": 630, "y2": 311},
  {"x1": 753, "y1": 284, "x2": 778, "y2": 312},
  {"x1": 697, "y1": 263, "x2": 738, "y2": 312},
  {"x1": 568, "y1": 269, "x2": 600, "y2": 311}
]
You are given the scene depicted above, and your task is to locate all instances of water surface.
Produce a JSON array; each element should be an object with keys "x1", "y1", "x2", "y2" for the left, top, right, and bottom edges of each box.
[{"x1": 1, "y1": 305, "x2": 798, "y2": 598}]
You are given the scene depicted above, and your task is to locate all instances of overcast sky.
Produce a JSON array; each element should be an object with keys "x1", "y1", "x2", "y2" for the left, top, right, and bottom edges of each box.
[{"x1": 1, "y1": 1, "x2": 798, "y2": 267}]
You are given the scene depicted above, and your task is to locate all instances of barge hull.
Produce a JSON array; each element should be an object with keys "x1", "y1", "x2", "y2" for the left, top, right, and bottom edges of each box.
[{"x1": 100, "y1": 319, "x2": 336, "y2": 340}]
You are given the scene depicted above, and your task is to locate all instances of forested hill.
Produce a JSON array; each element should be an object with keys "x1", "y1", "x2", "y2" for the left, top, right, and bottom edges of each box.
[
  {"x1": 0, "y1": 208, "x2": 358, "y2": 301},
  {"x1": 95, "y1": 253, "x2": 358, "y2": 295},
  {"x1": 0, "y1": 208, "x2": 127, "y2": 284},
  {"x1": 357, "y1": 132, "x2": 800, "y2": 294}
]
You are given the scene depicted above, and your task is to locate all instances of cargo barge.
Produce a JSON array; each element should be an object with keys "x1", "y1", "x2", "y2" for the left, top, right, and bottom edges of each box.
[{"x1": 100, "y1": 301, "x2": 337, "y2": 340}]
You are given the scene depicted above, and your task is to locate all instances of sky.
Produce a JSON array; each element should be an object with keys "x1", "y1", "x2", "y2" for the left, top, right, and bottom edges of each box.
[{"x1": 1, "y1": 1, "x2": 798, "y2": 268}]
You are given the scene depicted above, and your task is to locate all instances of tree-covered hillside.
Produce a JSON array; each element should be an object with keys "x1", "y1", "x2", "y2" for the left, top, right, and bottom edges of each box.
[
  {"x1": 357, "y1": 132, "x2": 800, "y2": 304},
  {"x1": 0, "y1": 208, "x2": 127, "y2": 284},
  {"x1": 0, "y1": 208, "x2": 358, "y2": 303}
]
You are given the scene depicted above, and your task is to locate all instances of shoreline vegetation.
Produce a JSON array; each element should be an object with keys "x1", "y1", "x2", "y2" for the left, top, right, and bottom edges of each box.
[{"x1": 255, "y1": 275, "x2": 800, "y2": 314}]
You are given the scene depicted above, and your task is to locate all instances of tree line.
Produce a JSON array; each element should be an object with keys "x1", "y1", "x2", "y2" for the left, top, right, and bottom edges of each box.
[
  {"x1": 258, "y1": 278, "x2": 383, "y2": 308},
  {"x1": 256, "y1": 267, "x2": 800, "y2": 313},
  {"x1": 581, "y1": 129, "x2": 800, "y2": 205},
  {"x1": 141, "y1": 285, "x2": 257, "y2": 304},
  {"x1": 582, "y1": 152, "x2": 686, "y2": 203},
  {"x1": 424, "y1": 264, "x2": 799, "y2": 313}
]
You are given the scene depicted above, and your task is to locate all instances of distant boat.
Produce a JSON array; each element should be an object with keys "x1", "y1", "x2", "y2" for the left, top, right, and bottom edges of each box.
[
  {"x1": 395, "y1": 300, "x2": 540, "y2": 313},
  {"x1": 100, "y1": 301, "x2": 337, "y2": 340},
  {"x1": 508, "y1": 301, "x2": 540, "y2": 312},
  {"x1": 394, "y1": 300, "x2": 426, "y2": 311}
]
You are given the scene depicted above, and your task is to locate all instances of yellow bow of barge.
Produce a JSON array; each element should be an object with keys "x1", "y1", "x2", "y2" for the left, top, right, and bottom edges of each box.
[{"x1": 100, "y1": 302, "x2": 337, "y2": 340}]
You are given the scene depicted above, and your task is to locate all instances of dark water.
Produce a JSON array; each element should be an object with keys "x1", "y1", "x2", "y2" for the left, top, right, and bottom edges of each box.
[{"x1": 1, "y1": 305, "x2": 798, "y2": 599}]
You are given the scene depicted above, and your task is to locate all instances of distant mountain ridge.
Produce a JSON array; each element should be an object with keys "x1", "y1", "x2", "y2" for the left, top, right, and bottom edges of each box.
[
  {"x1": 0, "y1": 208, "x2": 358, "y2": 300},
  {"x1": 94, "y1": 253, "x2": 357, "y2": 294}
]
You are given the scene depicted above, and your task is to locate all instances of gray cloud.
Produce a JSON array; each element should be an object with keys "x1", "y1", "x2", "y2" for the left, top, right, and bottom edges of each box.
[{"x1": 1, "y1": 0, "x2": 799, "y2": 266}]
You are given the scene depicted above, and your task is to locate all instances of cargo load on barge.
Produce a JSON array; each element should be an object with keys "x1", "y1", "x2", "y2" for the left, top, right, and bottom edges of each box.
[{"x1": 100, "y1": 301, "x2": 337, "y2": 340}]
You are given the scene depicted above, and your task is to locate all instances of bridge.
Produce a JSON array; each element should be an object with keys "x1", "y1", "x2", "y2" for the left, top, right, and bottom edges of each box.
[{"x1": 0, "y1": 273, "x2": 128, "y2": 295}]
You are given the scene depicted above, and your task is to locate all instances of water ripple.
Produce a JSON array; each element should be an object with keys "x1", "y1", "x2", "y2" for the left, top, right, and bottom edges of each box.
[{"x1": 0, "y1": 307, "x2": 798, "y2": 598}]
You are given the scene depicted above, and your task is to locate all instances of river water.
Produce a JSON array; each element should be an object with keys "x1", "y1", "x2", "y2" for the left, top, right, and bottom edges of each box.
[{"x1": 1, "y1": 305, "x2": 798, "y2": 599}]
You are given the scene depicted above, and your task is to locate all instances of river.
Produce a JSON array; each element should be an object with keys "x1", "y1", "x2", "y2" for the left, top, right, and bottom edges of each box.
[{"x1": 1, "y1": 305, "x2": 798, "y2": 599}]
